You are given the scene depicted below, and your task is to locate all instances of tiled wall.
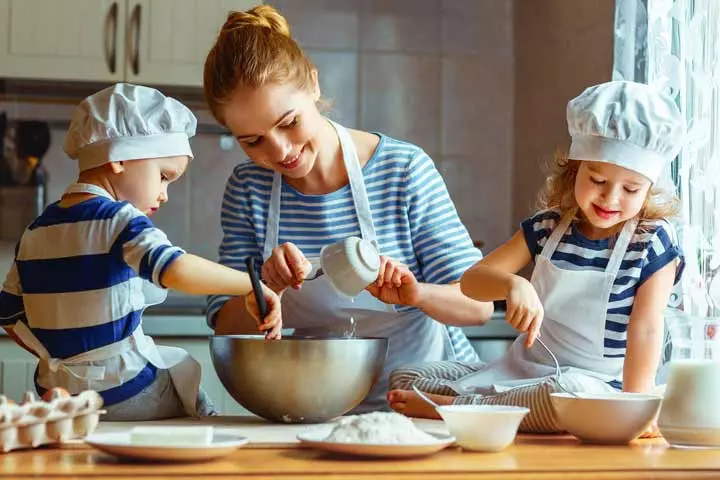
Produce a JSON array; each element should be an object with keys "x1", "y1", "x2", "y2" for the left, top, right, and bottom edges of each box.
[
  {"x1": 513, "y1": 0, "x2": 614, "y2": 224},
  {"x1": 1, "y1": 1, "x2": 615, "y2": 310}
]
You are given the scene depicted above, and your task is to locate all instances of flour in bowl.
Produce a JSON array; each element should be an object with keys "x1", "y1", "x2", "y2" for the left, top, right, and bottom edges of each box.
[{"x1": 324, "y1": 412, "x2": 437, "y2": 444}]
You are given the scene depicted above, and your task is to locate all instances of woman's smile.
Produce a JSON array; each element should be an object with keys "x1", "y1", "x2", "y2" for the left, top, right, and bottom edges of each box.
[{"x1": 279, "y1": 145, "x2": 306, "y2": 170}]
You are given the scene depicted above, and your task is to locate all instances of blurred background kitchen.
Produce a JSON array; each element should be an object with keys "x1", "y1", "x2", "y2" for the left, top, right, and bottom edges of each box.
[{"x1": 0, "y1": 0, "x2": 614, "y2": 410}]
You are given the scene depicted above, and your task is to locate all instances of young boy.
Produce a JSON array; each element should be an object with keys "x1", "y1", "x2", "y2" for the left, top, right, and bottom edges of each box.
[{"x1": 0, "y1": 83, "x2": 281, "y2": 420}]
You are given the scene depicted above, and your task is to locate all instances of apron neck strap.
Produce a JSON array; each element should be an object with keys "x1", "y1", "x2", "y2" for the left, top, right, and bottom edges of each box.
[
  {"x1": 540, "y1": 208, "x2": 638, "y2": 277},
  {"x1": 263, "y1": 119, "x2": 377, "y2": 261},
  {"x1": 63, "y1": 183, "x2": 116, "y2": 201},
  {"x1": 540, "y1": 209, "x2": 576, "y2": 257}
]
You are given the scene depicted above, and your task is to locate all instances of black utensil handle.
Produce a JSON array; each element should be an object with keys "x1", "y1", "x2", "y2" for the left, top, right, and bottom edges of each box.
[{"x1": 245, "y1": 257, "x2": 268, "y2": 319}]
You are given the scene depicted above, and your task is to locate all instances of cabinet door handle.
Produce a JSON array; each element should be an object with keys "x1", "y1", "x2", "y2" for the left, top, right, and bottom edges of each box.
[
  {"x1": 104, "y1": 2, "x2": 118, "y2": 74},
  {"x1": 128, "y1": 3, "x2": 142, "y2": 75}
]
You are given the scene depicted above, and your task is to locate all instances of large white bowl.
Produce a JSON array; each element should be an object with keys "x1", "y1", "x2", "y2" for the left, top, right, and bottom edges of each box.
[
  {"x1": 551, "y1": 392, "x2": 662, "y2": 444},
  {"x1": 436, "y1": 405, "x2": 529, "y2": 452}
]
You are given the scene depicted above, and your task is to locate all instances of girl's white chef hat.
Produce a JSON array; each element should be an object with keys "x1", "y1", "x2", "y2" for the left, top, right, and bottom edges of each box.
[
  {"x1": 63, "y1": 83, "x2": 197, "y2": 172},
  {"x1": 567, "y1": 80, "x2": 685, "y2": 183}
]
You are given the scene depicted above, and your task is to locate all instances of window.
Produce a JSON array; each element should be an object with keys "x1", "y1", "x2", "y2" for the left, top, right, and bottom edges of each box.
[{"x1": 614, "y1": 0, "x2": 720, "y2": 316}]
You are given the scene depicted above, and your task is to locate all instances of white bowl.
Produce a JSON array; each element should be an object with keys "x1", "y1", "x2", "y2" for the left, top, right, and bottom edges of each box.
[
  {"x1": 436, "y1": 405, "x2": 529, "y2": 452},
  {"x1": 551, "y1": 392, "x2": 662, "y2": 444}
]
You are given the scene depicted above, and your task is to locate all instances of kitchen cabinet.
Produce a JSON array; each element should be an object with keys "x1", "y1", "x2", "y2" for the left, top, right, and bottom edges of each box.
[
  {"x1": 0, "y1": 0, "x2": 259, "y2": 86},
  {"x1": 0, "y1": 0, "x2": 126, "y2": 82}
]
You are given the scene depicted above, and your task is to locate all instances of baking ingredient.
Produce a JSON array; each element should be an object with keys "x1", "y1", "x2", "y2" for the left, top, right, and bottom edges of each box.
[
  {"x1": 325, "y1": 412, "x2": 436, "y2": 444},
  {"x1": 130, "y1": 426, "x2": 214, "y2": 446}
]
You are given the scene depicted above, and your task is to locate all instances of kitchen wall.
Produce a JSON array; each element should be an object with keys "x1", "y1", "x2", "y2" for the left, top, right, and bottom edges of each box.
[
  {"x1": 0, "y1": 0, "x2": 614, "y2": 311},
  {"x1": 513, "y1": 0, "x2": 614, "y2": 224}
]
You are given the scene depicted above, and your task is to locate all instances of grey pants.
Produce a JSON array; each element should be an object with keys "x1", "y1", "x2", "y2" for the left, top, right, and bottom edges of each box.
[
  {"x1": 389, "y1": 361, "x2": 611, "y2": 434},
  {"x1": 103, "y1": 369, "x2": 217, "y2": 421}
]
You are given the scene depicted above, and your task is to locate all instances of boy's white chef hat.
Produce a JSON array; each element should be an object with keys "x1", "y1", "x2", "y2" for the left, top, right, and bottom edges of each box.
[
  {"x1": 567, "y1": 80, "x2": 684, "y2": 183},
  {"x1": 64, "y1": 83, "x2": 197, "y2": 172}
]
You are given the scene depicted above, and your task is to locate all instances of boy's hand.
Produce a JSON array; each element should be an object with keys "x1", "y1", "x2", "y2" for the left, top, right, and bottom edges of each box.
[
  {"x1": 245, "y1": 284, "x2": 283, "y2": 340},
  {"x1": 506, "y1": 276, "x2": 544, "y2": 347},
  {"x1": 366, "y1": 256, "x2": 420, "y2": 307}
]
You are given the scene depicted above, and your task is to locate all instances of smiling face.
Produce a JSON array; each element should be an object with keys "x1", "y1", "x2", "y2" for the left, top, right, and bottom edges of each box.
[
  {"x1": 109, "y1": 155, "x2": 189, "y2": 216},
  {"x1": 574, "y1": 160, "x2": 652, "y2": 238},
  {"x1": 219, "y1": 77, "x2": 326, "y2": 180}
]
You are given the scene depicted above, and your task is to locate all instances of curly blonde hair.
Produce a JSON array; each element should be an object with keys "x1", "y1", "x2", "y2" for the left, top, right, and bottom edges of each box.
[{"x1": 538, "y1": 150, "x2": 680, "y2": 222}]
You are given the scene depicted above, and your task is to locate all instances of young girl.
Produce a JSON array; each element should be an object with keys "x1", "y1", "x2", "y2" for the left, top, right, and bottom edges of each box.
[
  {"x1": 0, "y1": 83, "x2": 281, "y2": 421},
  {"x1": 385, "y1": 81, "x2": 685, "y2": 435}
]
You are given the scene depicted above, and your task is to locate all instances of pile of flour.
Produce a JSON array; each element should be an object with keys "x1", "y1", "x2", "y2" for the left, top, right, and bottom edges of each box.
[{"x1": 324, "y1": 412, "x2": 437, "y2": 444}]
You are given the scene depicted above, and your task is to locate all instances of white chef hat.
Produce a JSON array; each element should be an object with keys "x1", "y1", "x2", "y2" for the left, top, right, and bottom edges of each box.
[
  {"x1": 567, "y1": 81, "x2": 684, "y2": 183},
  {"x1": 64, "y1": 83, "x2": 197, "y2": 172}
]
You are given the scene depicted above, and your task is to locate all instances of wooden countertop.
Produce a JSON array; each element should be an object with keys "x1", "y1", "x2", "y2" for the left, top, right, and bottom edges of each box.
[{"x1": 1, "y1": 434, "x2": 719, "y2": 479}]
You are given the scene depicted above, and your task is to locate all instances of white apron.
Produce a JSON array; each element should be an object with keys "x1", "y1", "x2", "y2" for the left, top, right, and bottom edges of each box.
[
  {"x1": 11, "y1": 183, "x2": 201, "y2": 416},
  {"x1": 449, "y1": 210, "x2": 637, "y2": 394},
  {"x1": 264, "y1": 120, "x2": 454, "y2": 412}
]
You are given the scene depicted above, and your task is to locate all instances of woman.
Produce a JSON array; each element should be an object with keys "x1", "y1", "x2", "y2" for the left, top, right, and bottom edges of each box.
[{"x1": 203, "y1": 5, "x2": 493, "y2": 411}]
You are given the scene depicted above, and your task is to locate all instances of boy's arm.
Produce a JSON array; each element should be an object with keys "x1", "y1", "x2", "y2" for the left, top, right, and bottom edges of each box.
[
  {"x1": 160, "y1": 253, "x2": 252, "y2": 295},
  {"x1": 117, "y1": 212, "x2": 281, "y2": 336},
  {"x1": 0, "y1": 262, "x2": 36, "y2": 355}
]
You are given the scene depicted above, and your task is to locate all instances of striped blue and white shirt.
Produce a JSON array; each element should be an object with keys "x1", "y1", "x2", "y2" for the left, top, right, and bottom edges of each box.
[
  {"x1": 0, "y1": 197, "x2": 184, "y2": 405},
  {"x1": 522, "y1": 208, "x2": 685, "y2": 360},
  {"x1": 207, "y1": 134, "x2": 482, "y2": 362}
]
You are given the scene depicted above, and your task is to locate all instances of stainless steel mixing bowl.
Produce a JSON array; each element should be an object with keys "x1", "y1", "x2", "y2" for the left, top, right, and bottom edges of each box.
[{"x1": 210, "y1": 335, "x2": 388, "y2": 423}]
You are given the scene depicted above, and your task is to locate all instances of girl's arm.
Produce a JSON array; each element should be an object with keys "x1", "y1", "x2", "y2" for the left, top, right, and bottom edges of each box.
[
  {"x1": 460, "y1": 230, "x2": 533, "y2": 301},
  {"x1": 461, "y1": 229, "x2": 542, "y2": 346},
  {"x1": 623, "y1": 261, "x2": 677, "y2": 392}
]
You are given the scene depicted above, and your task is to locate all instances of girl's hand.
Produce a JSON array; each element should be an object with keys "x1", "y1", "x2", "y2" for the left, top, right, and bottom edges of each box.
[
  {"x1": 366, "y1": 256, "x2": 421, "y2": 307},
  {"x1": 506, "y1": 276, "x2": 544, "y2": 347},
  {"x1": 261, "y1": 242, "x2": 312, "y2": 294},
  {"x1": 245, "y1": 284, "x2": 283, "y2": 340}
]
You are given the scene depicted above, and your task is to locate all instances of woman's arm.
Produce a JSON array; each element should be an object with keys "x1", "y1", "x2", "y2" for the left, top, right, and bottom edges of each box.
[
  {"x1": 413, "y1": 282, "x2": 493, "y2": 326},
  {"x1": 623, "y1": 261, "x2": 677, "y2": 392},
  {"x1": 214, "y1": 296, "x2": 263, "y2": 335},
  {"x1": 401, "y1": 151, "x2": 494, "y2": 325}
]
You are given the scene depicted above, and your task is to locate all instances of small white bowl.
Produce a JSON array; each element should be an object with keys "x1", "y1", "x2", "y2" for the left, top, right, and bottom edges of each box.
[
  {"x1": 551, "y1": 392, "x2": 662, "y2": 444},
  {"x1": 436, "y1": 405, "x2": 529, "y2": 452}
]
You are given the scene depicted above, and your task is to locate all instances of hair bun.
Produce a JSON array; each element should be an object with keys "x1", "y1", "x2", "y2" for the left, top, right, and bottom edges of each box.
[{"x1": 221, "y1": 5, "x2": 291, "y2": 38}]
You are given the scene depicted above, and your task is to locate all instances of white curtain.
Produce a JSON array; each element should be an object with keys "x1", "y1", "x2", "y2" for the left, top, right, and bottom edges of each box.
[{"x1": 614, "y1": 0, "x2": 720, "y2": 317}]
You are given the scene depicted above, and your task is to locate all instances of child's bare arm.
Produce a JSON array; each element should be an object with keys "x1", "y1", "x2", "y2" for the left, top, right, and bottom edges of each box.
[
  {"x1": 460, "y1": 230, "x2": 533, "y2": 301},
  {"x1": 161, "y1": 253, "x2": 282, "y2": 338},
  {"x1": 161, "y1": 253, "x2": 253, "y2": 296},
  {"x1": 461, "y1": 230, "x2": 542, "y2": 346},
  {"x1": 623, "y1": 261, "x2": 677, "y2": 392}
]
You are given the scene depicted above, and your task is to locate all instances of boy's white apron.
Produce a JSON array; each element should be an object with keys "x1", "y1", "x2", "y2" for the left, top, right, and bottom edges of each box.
[
  {"x1": 264, "y1": 119, "x2": 454, "y2": 411},
  {"x1": 11, "y1": 183, "x2": 200, "y2": 416},
  {"x1": 449, "y1": 211, "x2": 636, "y2": 394}
]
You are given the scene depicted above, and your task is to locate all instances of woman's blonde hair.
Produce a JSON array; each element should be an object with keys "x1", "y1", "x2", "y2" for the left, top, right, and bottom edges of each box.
[
  {"x1": 539, "y1": 150, "x2": 680, "y2": 222},
  {"x1": 203, "y1": 5, "x2": 316, "y2": 125}
]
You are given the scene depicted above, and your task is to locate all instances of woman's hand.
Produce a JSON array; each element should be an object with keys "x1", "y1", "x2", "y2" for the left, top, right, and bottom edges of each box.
[
  {"x1": 261, "y1": 242, "x2": 312, "y2": 294},
  {"x1": 245, "y1": 283, "x2": 283, "y2": 340},
  {"x1": 366, "y1": 256, "x2": 421, "y2": 307},
  {"x1": 506, "y1": 276, "x2": 544, "y2": 347}
]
